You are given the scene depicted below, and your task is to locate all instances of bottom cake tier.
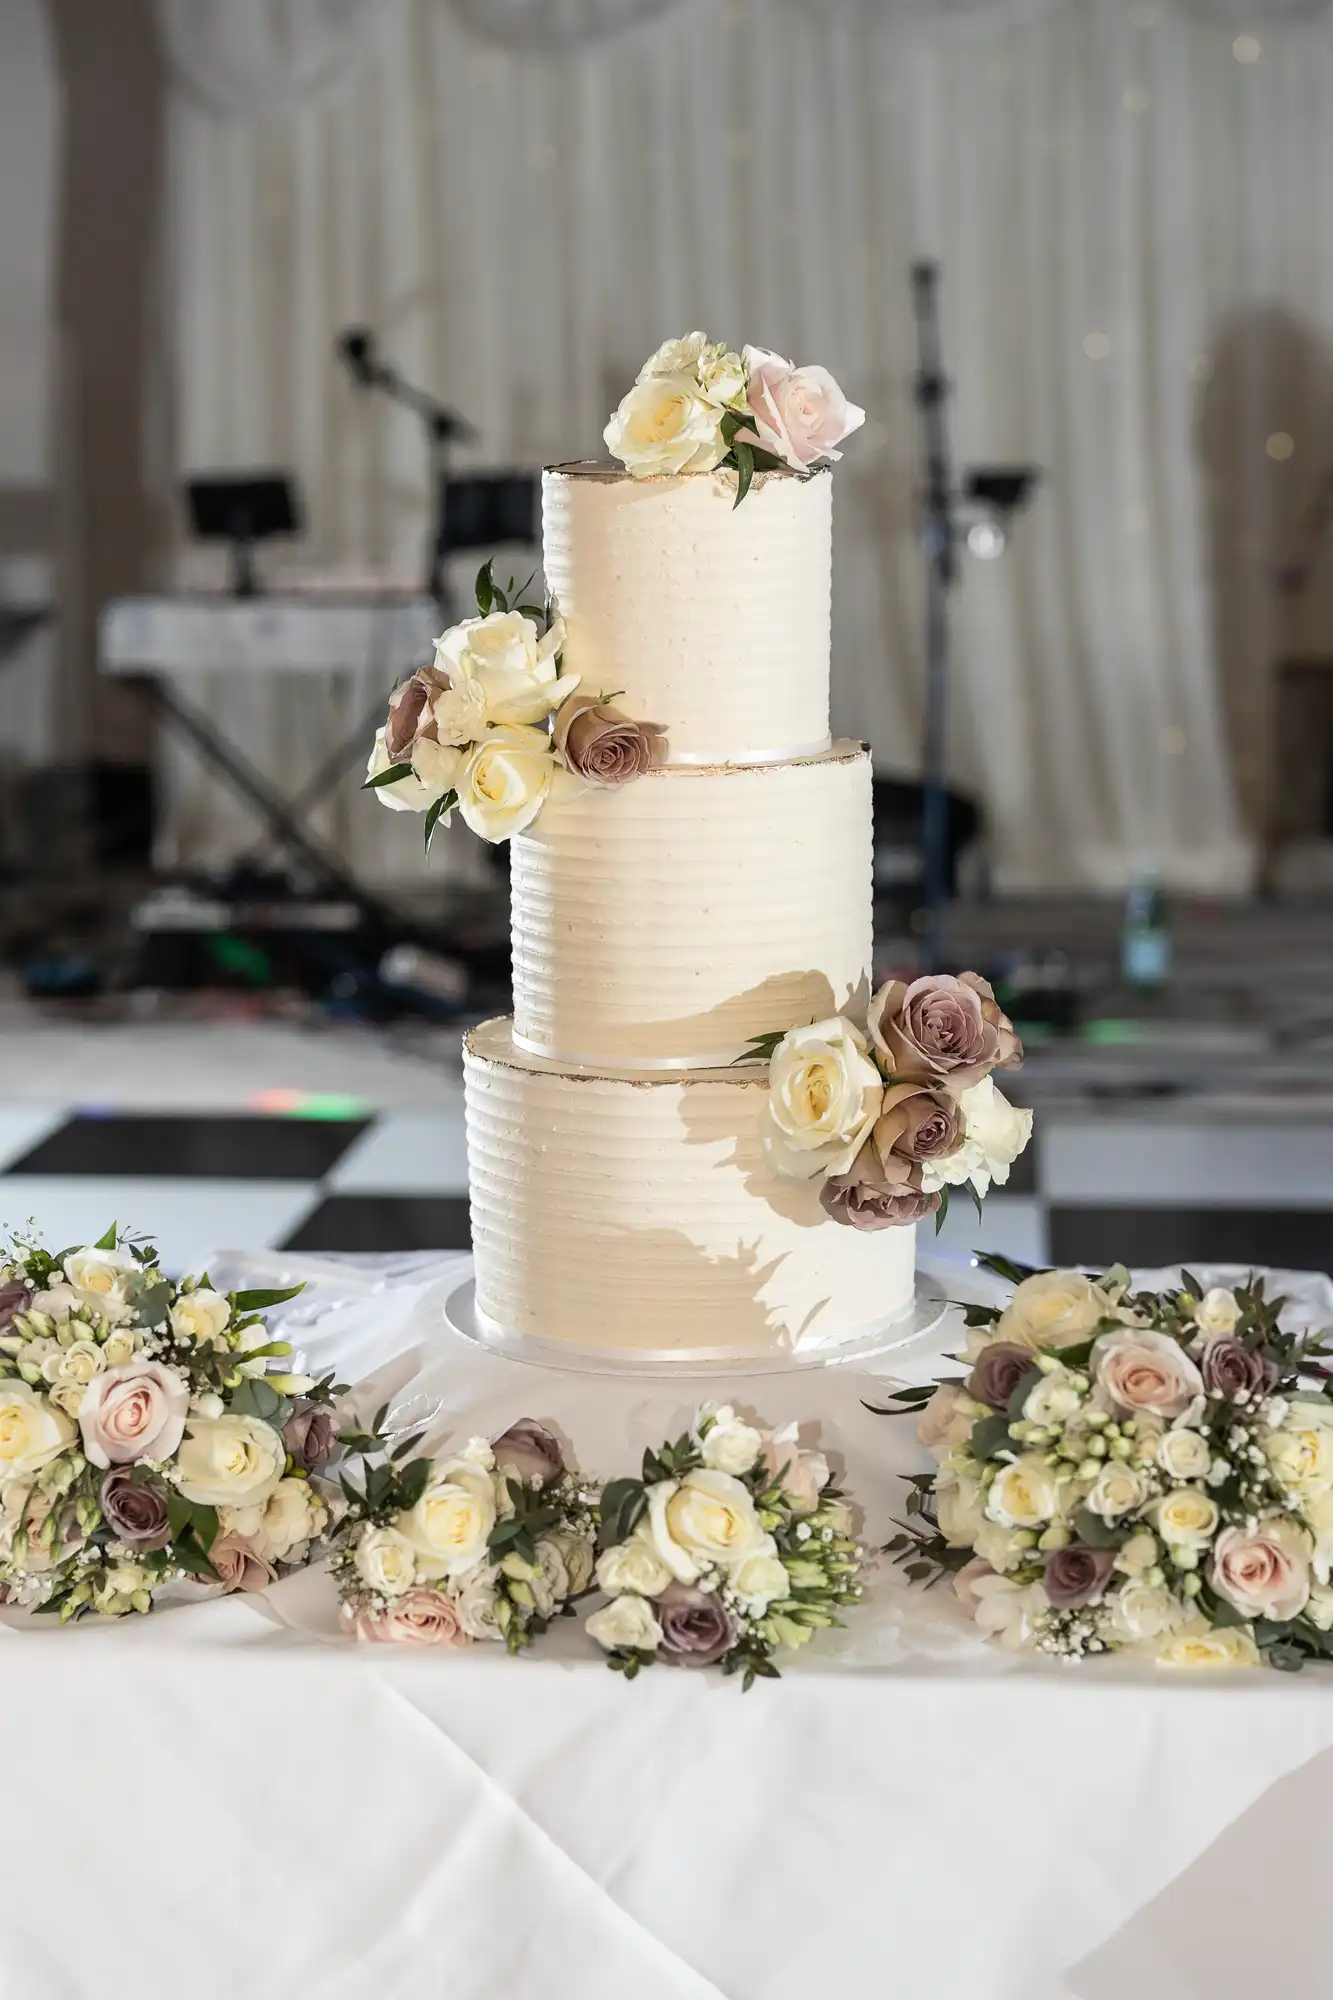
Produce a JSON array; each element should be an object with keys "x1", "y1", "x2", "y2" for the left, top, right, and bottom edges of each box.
[{"x1": 463, "y1": 1018, "x2": 916, "y2": 1359}]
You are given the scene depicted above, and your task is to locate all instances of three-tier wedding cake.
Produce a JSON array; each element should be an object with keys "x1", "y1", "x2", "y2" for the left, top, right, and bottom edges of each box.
[{"x1": 369, "y1": 333, "x2": 1031, "y2": 1365}]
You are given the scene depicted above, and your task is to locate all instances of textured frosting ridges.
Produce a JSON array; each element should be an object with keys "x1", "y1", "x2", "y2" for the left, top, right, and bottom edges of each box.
[
  {"x1": 464, "y1": 1019, "x2": 916, "y2": 1354},
  {"x1": 542, "y1": 464, "x2": 832, "y2": 762},
  {"x1": 511, "y1": 744, "x2": 872, "y2": 1064}
]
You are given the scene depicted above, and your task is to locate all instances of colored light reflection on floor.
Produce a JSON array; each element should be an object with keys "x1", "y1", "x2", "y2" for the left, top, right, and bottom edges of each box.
[{"x1": 245, "y1": 1090, "x2": 370, "y2": 1120}]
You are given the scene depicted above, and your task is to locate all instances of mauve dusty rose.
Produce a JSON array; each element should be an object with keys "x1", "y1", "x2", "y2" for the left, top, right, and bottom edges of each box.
[
  {"x1": 553, "y1": 694, "x2": 663, "y2": 788},
  {"x1": 1200, "y1": 1338, "x2": 1278, "y2": 1402},
  {"x1": 99, "y1": 1467, "x2": 171, "y2": 1550},
  {"x1": 656, "y1": 1583, "x2": 738, "y2": 1668},
  {"x1": 967, "y1": 1343, "x2": 1035, "y2": 1411},
  {"x1": 1043, "y1": 1544, "x2": 1116, "y2": 1610},
  {"x1": 492, "y1": 1418, "x2": 565, "y2": 1489}
]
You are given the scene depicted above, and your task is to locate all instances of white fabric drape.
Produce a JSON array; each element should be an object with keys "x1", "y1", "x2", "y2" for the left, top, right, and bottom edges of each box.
[{"x1": 164, "y1": 0, "x2": 1333, "y2": 890}]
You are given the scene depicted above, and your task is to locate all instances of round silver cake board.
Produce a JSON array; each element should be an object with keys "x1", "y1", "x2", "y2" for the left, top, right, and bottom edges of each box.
[{"x1": 442, "y1": 1271, "x2": 951, "y2": 1380}]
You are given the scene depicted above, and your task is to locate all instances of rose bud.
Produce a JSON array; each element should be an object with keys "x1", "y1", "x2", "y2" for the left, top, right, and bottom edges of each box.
[{"x1": 283, "y1": 1401, "x2": 337, "y2": 1474}]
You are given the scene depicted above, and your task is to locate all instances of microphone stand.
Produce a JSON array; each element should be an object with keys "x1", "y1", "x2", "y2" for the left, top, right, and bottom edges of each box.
[{"x1": 912, "y1": 261, "x2": 958, "y2": 973}]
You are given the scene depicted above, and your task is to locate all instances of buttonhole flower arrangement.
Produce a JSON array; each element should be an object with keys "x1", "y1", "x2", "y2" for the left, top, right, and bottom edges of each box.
[
  {"x1": 877, "y1": 1257, "x2": 1333, "y2": 1672},
  {"x1": 746, "y1": 970, "x2": 1032, "y2": 1233},
  {"x1": 585, "y1": 1403, "x2": 869, "y2": 1689},
  {"x1": 365, "y1": 561, "x2": 664, "y2": 851},
  {"x1": 332, "y1": 1413, "x2": 598, "y2": 1653},
  {"x1": 0, "y1": 1225, "x2": 343, "y2": 1620},
  {"x1": 605, "y1": 331, "x2": 865, "y2": 508}
]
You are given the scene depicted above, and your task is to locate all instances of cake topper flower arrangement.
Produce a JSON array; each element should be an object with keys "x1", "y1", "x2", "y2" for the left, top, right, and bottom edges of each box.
[
  {"x1": 880, "y1": 1261, "x2": 1333, "y2": 1672},
  {"x1": 0, "y1": 1227, "x2": 339, "y2": 1619},
  {"x1": 605, "y1": 332, "x2": 865, "y2": 506},
  {"x1": 332, "y1": 1413, "x2": 598, "y2": 1652},
  {"x1": 753, "y1": 972, "x2": 1032, "y2": 1232},
  {"x1": 365, "y1": 561, "x2": 664, "y2": 850},
  {"x1": 585, "y1": 1402, "x2": 870, "y2": 1688}
]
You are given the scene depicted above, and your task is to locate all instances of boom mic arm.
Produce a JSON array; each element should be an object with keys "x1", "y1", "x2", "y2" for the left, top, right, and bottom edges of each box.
[{"x1": 333, "y1": 325, "x2": 477, "y2": 443}]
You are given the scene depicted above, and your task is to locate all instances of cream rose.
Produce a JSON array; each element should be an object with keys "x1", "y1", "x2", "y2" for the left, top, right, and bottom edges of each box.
[
  {"x1": 399, "y1": 1459, "x2": 497, "y2": 1580},
  {"x1": 1157, "y1": 1428, "x2": 1212, "y2": 1483},
  {"x1": 1153, "y1": 1487, "x2": 1220, "y2": 1550},
  {"x1": 740, "y1": 345, "x2": 865, "y2": 470},
  {"x1": 762, "y1": 1018, "x2": 884, "y2": 1181},
  {"x1": 647, "y1": 1469, "x2": 766, "y2": 1584},
  {"x1": 174, "y1": 1414, "x2": 285, "y2": 1507},
  {"x1": 434, "y1": 609, "x2": 576, "y2": 728},
  {"x1": 43, "y1": 1339, "x2": 105, "y2": 1393},
  {"x1": 63, "y1": 1245, "x2": 139, "y2": 1322},
  {"x1": 698, "y1": 1406, "x2": 763, "y2": 1477},
  {"x1": 1211, "y1": 1517, "x2": 1311, "y2": 1623},
  {"x1": 986, "y1": 1455, "x2": 1061, "y2": 1530},
  {"x1": 730, "y1": 1545, "x2": 789, "y2": 1612},
  {"x1": 365, "y1": 727, "x2": 458, "y2": 813},
  {"x1": 920, "y1": 1078, "x2": 1033, "y2": 1199},
  {"x1": 1156, "y1": 1623, "x2": 1259, "y2": 1670},
  {"x1": 916, "y1": 1383, "x2": 978, "y2": 1458},
  {"x1": 1093, "y1": 1329, "x2": 1204, "y2": 1420},
  {"x1": 997, "y1": 1269, "x2": 1116, "y2": 1353},
  {"x1": 354, "y1": 1525, "x2": 419, "y2": 1597},
  {"x1": 586, "y1": 1593, "x2": 663, "y2": 1653},
  {"x1": 1084, "y1": 1463, "x2": 1148, "y2": 1521},
  {"x1": 455, "y1": 725, "x2": 559, "y2": 843},
  {"x1": 79, "y1": 1360, "x2": 190, "y2": 1469},
  {"x1": 1266, "y1": 1400, "x2": 1333, "y2": 1501},
  {"x1": 1109, "y1": 1581, "x2": 1183, "y2": 1644},
  {"x1": 169, "y1": 1288, "x2": 231, "y2": 1346},
  {"x1": 1194, "y1": 1287, "x2": 1240, "y2": 1337},
  {"x1": 937, "y1": 1471, "x2": 986, "y2": 1549},
  {"x1": 604, "y1": 373, "x2": 726, "y2": 477},
  {"x1": 596, "y1": 1529, "x2": 673, "y2": 1599},
  {"x1": 0, "y1": 1382, "x2": 74, "y2": 1480}
]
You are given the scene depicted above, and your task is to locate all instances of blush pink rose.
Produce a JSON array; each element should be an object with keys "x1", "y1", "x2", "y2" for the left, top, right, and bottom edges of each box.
[
  {"x1": 1093, "y1": 1330, "x2": 1203, "y2": 1421},
  {"x1": 347, "y1": 1588, "x2": 468, "y2": 1647},
  {"x1": 916, "y1": 1383, "x2": 976, "y2": 1456},
  {"x1": 1211, "y1": 1520, "x2": 1310, "y2": 1623},
  {"x1": 78, "y1": 1360, "x2": 190, "y2": 1469},
  {"x1": 740, "y1": 345, "x2": 865, "y2": 471},
  {"x1": 209, "y1": 1533, "x2": 276, "y2": 1593}
]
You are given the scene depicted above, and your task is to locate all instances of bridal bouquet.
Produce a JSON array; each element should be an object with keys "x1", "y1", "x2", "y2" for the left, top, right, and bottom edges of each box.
[
  {"x1": 366, "y1": 563, "x2": 664, "y2": 850},
  {"x1": 884, "y1": 1259, "x2": 1333, "y2": 1671},
  {"x1": 756, "y1": 971, "x2": 1033, "y2": 1233},
  {"x1": 586, "y1": 1404, "x2": 869, "y2": 1688},
  {"x1": 0, "y1": 1228, "x2": 337, "y2": 1619},
  {"x1": 334, "y1": 1416, "x2": 598, "y2": 1652},
  {"x1": 606, "y1": 331, "x2": 865, "y2": 505}
]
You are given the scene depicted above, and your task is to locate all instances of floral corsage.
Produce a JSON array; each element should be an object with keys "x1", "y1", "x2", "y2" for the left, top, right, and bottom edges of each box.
[{"x1": 585, "y1": 1403, "x2": 869, "y2": 1688}]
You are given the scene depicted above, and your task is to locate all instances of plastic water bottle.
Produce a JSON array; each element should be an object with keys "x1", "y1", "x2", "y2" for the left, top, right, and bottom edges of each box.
[{"x1": 1122, "y1": 869, "x2": 1170, "y2": 991}]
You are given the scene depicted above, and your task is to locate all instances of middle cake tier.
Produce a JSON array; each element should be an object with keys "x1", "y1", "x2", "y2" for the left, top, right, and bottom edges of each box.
[{"x1": 510, "y1": 741, "x2": 872, "y2": 1065}]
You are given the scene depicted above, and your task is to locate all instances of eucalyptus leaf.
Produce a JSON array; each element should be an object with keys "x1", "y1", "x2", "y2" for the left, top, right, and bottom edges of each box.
[{"x1": 475, "y1": 560, "x2": 494, "y2": 616}]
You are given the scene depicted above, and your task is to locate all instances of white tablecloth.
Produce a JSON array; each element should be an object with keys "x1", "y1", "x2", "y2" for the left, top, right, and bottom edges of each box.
[{"x1": 12, "y1": 1251, "x2": 1333, "y2": 2000}]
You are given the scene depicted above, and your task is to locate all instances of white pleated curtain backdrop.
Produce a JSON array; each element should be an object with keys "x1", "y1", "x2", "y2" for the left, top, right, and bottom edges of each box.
[{"x1": 161, "y1": 0, "x2": 1333, "y2": 890}]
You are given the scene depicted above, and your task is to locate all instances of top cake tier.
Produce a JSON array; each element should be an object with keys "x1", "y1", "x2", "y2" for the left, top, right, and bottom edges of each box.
[{"x1": 542, "y1": 463, "x2": 832, "y2": 765}]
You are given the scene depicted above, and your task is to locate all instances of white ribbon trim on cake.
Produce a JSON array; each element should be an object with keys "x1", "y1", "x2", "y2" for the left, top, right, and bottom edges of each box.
[
  {"x1": 511, "y1": 1028, "x2": 763, "y2": 1071},
  {"x1": 661, "y1": 735, "x2": 833, "y2": 768}
]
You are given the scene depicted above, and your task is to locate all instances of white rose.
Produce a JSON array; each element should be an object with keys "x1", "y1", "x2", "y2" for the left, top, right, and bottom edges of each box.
[
  {"x1": 986, "y1": 1454, "x2": 1061, "y2": 1530},
  {"x1": 970, "y1": 1574, "x2": 1050, "y2": 1652},
  {"x1": 1267, "y1": 1400, "x2": 1333, "y2": 1501},
  {"x1": 585, "y1": 1593, "x2": 663, "y2": 1653},
  {"x1": 101, "y1": 1332, "x2": 138, "y2": 1368},
  {"x1": 355, "y1": 1524, "x2": 418, "y2": 1597},
  {"x1": 1084, "y1": 1463, "x2": 1149, "y2": 1521},
  {"x1": 1153, "y1": 1487, "x2": 1221, "y2": 1550},
  {"x1": 920, "y1": 1078, "x2": 1033, "y2": 1198},
  {"x1": 997, "y1": 1269, "x2": 1116, "y2": 1352},
  {"x1": 63, "y1": 1245, "x2": 139, "y2": 1323},
  {"x1": 1109, "y1": 1581, "x2": 1183, "y2": 1644},
  {"x1": 169, "y1": 1288, "x2": 231, "y2": 1346},
  {"x1": 456, "y1": 725, "x2": 560, "y2": 844},
  {"x1": 646, "y1": 1468, "x2": 766, "y2": 1583},
  {"x1": 1022, "y1": 1369, "x2": 1084, "y2": 1427},
  {"x1": 454, "y1": 1563, "x2": 503, "y2": 1640},
  {"x1": 596, "y1": 1529, "x2": 674, "y2": 1599},
  {"x1": 0, "y1": 1382, "x2": 74, "y2": 1479},
  {"x1": 1157, "y1": 1428, "x2": 1212, "y2": 1483},
  {"x1": 1195, "y1": 1287, "x2": 1240, "y2": 1337},
  {"x1": 699, "y1": 1406, "x2": 763, "y2": 1477},
  {"x1": 730, "y1": 1544, "x2": 789, "y2": 1612},
  {"x1": 43, "y1": 1339, "x2": 105, "y2": 1392},
  {"x1": 434, "y1": 610, "x2": 576, "y2": 728},
  {"x1": 1155, "y1": 1623, "x2": 1259, "y2": 1671},
  {"x1": 399, "y1": 1459, "x2": 497, "y2": 1580},
  {"x1": 937, "y1": 1471, "x2": 986, "y2": 1548},
  {"x1": 174, "y1": 1415, "x2": 285, "y2": 1508},
  {"x1": 604, "y1": 372, "x2": 726, "y2": 477},
  {"x1": 366, "y1": 727, "x2": 454, "y2": 813},
  {"x1": 762, "y1": 1017, "x2": 884, "y2": 1181}
]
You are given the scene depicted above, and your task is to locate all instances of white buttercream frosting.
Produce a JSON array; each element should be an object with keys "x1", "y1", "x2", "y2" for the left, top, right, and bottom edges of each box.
[
  {"x1": 514, "y1": 742, "x2": 872, "y2": 1065},
  {"x1": 464, "y1": 1019, "x2": 917, "y2": 1355},
  {"x1": 542, "y1": 463, "x2": 832, "y2": 762}
]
